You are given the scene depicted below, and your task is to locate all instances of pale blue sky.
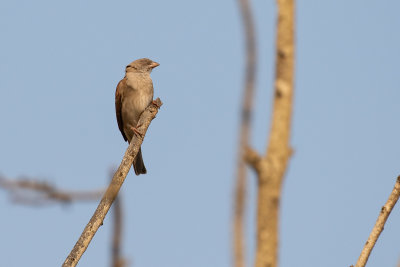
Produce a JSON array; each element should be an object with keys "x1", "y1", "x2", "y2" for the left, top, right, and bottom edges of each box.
[{"x1": 1, "y1": 1, "x2": 400, "y2": 267}]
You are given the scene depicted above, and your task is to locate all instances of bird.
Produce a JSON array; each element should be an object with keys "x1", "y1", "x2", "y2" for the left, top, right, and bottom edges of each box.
[{"x1": 115, "y1": 58, "x2": 160, "y2": 175}]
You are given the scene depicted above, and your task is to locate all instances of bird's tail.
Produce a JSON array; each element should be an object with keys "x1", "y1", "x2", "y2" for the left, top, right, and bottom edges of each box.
[{"x1": 133, "y1": 147, "x2": 147, "y2": 175}]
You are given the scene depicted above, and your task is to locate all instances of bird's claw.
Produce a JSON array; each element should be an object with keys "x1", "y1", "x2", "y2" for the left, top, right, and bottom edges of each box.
[
  {"x1": 131, "y1": 126, "x2": 143, "y2": 138},
  {"x1": 152, "y1": 100, "x2": 161, "y2": 109}
]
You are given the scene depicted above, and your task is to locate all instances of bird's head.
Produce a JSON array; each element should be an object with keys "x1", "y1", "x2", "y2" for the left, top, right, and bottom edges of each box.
[{"x1": 126, "y1": 58, "x2": 160, "y2": 73}]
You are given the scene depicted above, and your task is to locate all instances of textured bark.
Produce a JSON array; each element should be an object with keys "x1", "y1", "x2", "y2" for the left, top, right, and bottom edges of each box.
[
  {"x1": 62, "y1": 98, "x2": 162, "y2": 267},
  {"x1": 245, "y1": 1, "x2": 295, "y2": 267},
  {"x1": 352, "y1": 176, "x2": 400, "y2": 267},
  {"x1": 234, "y1": 0, "x2": 257, "y2": 266}
]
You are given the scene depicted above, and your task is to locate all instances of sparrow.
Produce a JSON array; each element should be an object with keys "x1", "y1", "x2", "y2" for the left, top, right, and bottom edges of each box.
[{"x1": 115, "y1": 58, "x2": 160, "y2": 175}]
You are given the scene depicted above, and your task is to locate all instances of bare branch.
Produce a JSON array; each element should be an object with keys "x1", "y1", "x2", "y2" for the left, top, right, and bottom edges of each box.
[
  {"x1": 0, "y1": 176, "x2": 103, "y2": 205},
  {"x1": 234, "y1": 0, "x2": 257, "y2": 265},
  {"x1": 109, "y1": 168, "x2": 126, "y2": 267},
  {"x1": 111, "y1": 194, "x2": 125, "y2": 267},
  {"x1": 352, "y1": 176, "x2": 400, "y2": 267},
  {"x1": 243, "y1": 147, "x2": 261, "y2": 173},
  {"x1": 253, "y1": 0, "x2": 295, "y2": 267},
  {"x1": 62, "y1": 98, "x2": 162, "y2": 267}
]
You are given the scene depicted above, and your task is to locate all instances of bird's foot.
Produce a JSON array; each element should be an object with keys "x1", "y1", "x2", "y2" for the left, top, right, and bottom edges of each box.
[
  {"x1": 131, "y1": 126, "x2": 143, "y2": 138},
  {"x1": 152, "y1": 99, "x2": 162, "y2": 109}
]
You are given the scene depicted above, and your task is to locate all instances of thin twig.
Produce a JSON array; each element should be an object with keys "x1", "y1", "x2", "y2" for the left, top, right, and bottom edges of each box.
[
  {"x1": 352, "y1": 176, "x2": 400, "y2": 267},
  {"x1": 62, "y1": 98, "x2": 162, "y2": 267},
  {"x1": 234, "y1": 0, "x2": 257, "y2": 266},
  {"x1": 0, "y1": 176, "x2": 103, "y2": 205}
]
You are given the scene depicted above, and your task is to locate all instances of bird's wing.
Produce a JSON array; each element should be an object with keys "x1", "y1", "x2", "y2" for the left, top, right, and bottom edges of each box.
[{"x1": 115, "y1": 78, "x2": 128, "y2": 141}]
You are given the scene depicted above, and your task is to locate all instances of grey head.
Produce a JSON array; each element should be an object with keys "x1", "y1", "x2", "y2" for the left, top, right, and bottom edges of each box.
[{"x1": 126, "y1": 58, "x2": 160, "y2": 73}]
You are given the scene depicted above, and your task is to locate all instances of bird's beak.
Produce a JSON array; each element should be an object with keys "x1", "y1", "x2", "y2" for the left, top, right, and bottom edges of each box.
[{"x1": 150, "y1": 62, "x2": 160, "y2": 68}]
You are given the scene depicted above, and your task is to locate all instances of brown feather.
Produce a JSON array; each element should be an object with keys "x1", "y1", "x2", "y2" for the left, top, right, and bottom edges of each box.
[{"x1": 115, "y1": 78, "x2": 128, "y2": 141}]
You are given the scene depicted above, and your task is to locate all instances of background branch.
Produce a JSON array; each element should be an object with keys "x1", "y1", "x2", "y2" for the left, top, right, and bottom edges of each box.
[
  {"x1": 109, "y1": 169, "x2": 126, "y2": 267},
  {"x1": 250, "y1": 1, "x2": 295, "y2": 267},
  {"x1": 62, "y1": 98, "x2": 162, "y2": 267},
  {"x1": 1, "y1": 169, "x2": 128, "y2": 267},
  {"x1": 352, "y1": 176, "x2": 400, "y2": 267},
  {"x1": 0, "y1": 176, "x2": 103, "y2": 205},
  {"x1": 234, "y1": 0, "x2": 257, "y2": 266}
]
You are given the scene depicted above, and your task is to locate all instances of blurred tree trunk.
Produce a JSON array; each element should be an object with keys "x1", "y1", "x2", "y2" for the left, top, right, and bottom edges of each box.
[{"x1": 245, "y1": 1, "x2": 295, "y2": 267}]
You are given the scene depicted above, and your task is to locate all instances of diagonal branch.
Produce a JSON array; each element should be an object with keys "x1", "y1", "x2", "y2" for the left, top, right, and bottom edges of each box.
[
  {"x1": 234, "y1": 0, "x2": 257, "y2": 266},
  {"x1": 352, "y1": 176, "x2": 400, "y2": 267},
  {"x1": 62, "y1": 98, "x2": 162, "y2": 267}
]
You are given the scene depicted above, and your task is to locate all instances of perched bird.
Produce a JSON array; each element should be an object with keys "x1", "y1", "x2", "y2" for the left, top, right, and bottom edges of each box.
[{"x1": 115, "y1": 58, "x2": 160, "y2": 175}]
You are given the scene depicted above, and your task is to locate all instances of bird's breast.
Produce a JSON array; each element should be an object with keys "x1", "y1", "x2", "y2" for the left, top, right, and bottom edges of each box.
[
  {"x1": 122, "y1": 73, "x2": 154, "y2": 127},
  {"x1": 123, "y1": 90, "x2": 153, "y2": 114}
]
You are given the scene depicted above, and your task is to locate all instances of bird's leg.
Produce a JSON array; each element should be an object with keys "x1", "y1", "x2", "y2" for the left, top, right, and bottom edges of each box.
[{"x1": 130, "y1": 126, "x2": 143, "y2": 138}]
